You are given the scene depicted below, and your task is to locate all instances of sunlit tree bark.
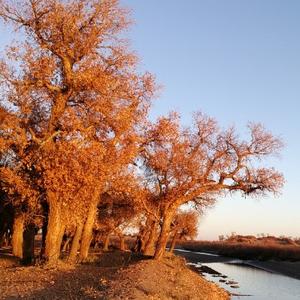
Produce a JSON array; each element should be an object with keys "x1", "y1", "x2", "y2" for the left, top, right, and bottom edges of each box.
[
  {"x1": 79, "y1": 189, "x2": 100, "y2": 260},
  {"x1": 12, "y1": 213, "x2": 25, "y2": 259},
  {"x1": 69, "y1": 223, "x2": 83, "y2": 263}
]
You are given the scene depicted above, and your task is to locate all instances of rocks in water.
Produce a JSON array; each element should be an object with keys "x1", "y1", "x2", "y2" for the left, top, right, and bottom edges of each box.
[
  {"x1": 226, "y1": 280, "x2": 238, "y2": 285},
  {"x1": 194, "y1": 263, "x2": 240, "y2": 292}
]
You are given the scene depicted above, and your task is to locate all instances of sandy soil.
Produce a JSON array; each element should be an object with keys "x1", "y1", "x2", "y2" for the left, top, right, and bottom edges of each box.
[
  {"x1": 0, "y1": 249, "x2": 229, "y2": 300},
  {"x1": 103, "y1": 255, "x2": 229, "y2": 300}
]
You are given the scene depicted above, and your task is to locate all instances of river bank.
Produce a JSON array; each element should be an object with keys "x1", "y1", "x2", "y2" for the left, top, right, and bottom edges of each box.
[
  {"x1": 175, "y1": 248, "x2": 300, "y2": 299},
  {"x1": 0, "y1": 249, "x2": 229, "y2": 299},
  {"x1": 178, "y1": 239, "x2": 300, "y2": 261},
  {"x1": 175, "y1": 248, "x2": 300, "y2": 280}
]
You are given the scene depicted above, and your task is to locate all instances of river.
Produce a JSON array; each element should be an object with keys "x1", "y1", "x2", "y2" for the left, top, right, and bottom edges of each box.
[{"x1": 175, "y1": 249, "x2": 300, "y2": 299}]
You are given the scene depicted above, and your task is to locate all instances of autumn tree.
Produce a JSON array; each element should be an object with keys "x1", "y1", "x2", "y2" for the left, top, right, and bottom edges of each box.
[
  {"x1": 168, "y1": 210, "x2": 198, "y2": 253},
  {"x1": 140, "y1": 113, "x2": 284, "y2": 260},
  {"x1": 0, "y1": 0, "x2": 155, "y2": 263},
  {"x1": 0, "y1": 107, "x2": 41, "y2": 260},
  {"x1": 94, "y1": 171, "x2": 140, "y2": 252}
]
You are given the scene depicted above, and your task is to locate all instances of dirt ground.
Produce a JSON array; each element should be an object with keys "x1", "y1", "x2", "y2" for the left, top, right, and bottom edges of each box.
[{"x1": 0, "y1": 249, "x2": 229, "y2": 300}]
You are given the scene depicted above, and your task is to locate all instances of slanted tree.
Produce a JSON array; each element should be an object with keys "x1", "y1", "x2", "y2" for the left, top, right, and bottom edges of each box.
[
  {"x1": 140, "y1": 113, "x2": 284, "y2": 260},
  {"x1": 0, "y1": 0, "x2": 155, "y2": 263}
]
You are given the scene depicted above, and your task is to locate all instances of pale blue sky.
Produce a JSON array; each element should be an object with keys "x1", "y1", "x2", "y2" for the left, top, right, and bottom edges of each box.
[
  {"x1": 0, "y1": 1, "x2": 299, "y2": 240},
  {"x1": 120, "y1": 0, "x2": 300, "y2": 239}
]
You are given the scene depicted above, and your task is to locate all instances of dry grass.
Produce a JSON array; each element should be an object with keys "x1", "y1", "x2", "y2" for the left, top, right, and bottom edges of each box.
[{"x1": 179, "y1": 240, "x2": 300, "y2": 261}]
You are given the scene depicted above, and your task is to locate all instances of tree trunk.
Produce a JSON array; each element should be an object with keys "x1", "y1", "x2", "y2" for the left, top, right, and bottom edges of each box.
[
  {"x1": 103, "y1": 234, "x2": 110, "y2": 251},
  {"x1": 12, "y1": 213, "x2": 25, "y2": 258},
  {"x1": 40, "y1": 203, "x2": 49, "y2": 258},
  {"x1": 62, "y1": 236, "x2": 72, "y2": 252},
  {"x1": 119, "y1": 235, "x2": 125, "y2": 251},
  {"x1": 134, "y1": 225, "x2": 148, "y2": 253},
  {"x1": 0, "y1": 227, "x2": 7, "y2": 248},
  {"x1": 93, "y1": 237, "x2": 99, "y2": 249},
  {"x1": 45, "y1": 199, "x2": 63, "y2": 264},
  {"x1": 68, "y1": 223, "x2": 83, "y2": 263},
  {"x1": 3, "y1": 231, "x2": 10, "y2": 247},
  {"x1": 134, "y1": 234, "x2": 143, "y2": 253},
  {"x1": 58, "y1": 224, "x2": 66, "y2": 253},
  {"x1": 0, "y1": 232, "x2": 4, "y2": 248},
  {"x1": 143, "y1": 220, "x2": 158, "y2": 256},
  {"x1": 79, "y1": 193, "x2": 99, "y2": 261},
  {"x1": 154, "y1": 211, "x2": 174, "y2": 260},
  {"x1": 22, "y1": 223, "x2": 35, "y2": 265},
  {"x1": 169, "y1": 232, "x2": 178, "y2": 253}
]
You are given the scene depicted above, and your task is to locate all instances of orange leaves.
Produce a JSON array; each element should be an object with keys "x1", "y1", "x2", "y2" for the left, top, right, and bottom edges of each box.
[
  {"x1": 0, "y1": 2, "x2": 284, "y2": 256},
  {"x1": 140, "y1": 111, "x2": 284, "y2": 216},
  {"x1": 172, "y1": 210, "x2": 199, "y2": 240},
  {"x1": 0, "y1": 0, "x2": 155, "y2": 139},
  {"x1": 0, "y1": 0, "x2": 156, "y2": 228}
]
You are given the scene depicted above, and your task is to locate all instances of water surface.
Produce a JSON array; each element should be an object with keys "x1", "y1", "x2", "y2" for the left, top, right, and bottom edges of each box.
[{"x1": 190, "y1": 259, "x2": 300, "y2": 299}]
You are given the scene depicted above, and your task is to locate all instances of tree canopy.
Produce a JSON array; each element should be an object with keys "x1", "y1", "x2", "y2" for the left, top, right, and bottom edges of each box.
[{"x1": 0, "y1": 0, "x2": 284, "y2": 263}]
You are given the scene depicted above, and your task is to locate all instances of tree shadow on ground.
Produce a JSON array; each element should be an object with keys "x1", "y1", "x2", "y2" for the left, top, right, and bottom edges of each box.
[
  {"x1": 0, "y1": 247, "x2": 21, "y2": 268},
  {"x1": 1, "y1": 250, "x2": 150, "y2": 300}
]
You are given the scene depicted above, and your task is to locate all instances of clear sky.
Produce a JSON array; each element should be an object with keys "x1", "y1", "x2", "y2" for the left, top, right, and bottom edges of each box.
[
  {"x1": 0, "y1": 1, "x2": 299, "y2": 240},
  {"x1": 120, "y1": 0, "x2": 300, "y2": 239}
]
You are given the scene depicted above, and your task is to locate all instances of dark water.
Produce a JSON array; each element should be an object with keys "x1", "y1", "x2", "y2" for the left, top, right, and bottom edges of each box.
[{"x1": 188, "y1": 259, "x2": 300, "y2": 299}]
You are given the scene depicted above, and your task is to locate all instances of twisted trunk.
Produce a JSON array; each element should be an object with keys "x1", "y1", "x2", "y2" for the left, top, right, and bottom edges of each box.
[
  {"x1": 143, "y1": 219, "x2": 158, "y2": 256},
  {"x1": 154, "y1": 210, "x2": 174, "y2": 260}
]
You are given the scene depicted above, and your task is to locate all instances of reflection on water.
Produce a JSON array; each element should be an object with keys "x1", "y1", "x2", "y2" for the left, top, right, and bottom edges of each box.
[{"x1": 200, "y1": 262, "x2": 300, "y2": 299}]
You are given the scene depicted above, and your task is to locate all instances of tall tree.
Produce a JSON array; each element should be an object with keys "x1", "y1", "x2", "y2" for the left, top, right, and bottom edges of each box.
[
  {"x1": 140, "y1": 113, "x2": 284, "y2": 259},
  {"x1": 0, "y1": 0, "x2": 155, "y2": 263}
]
